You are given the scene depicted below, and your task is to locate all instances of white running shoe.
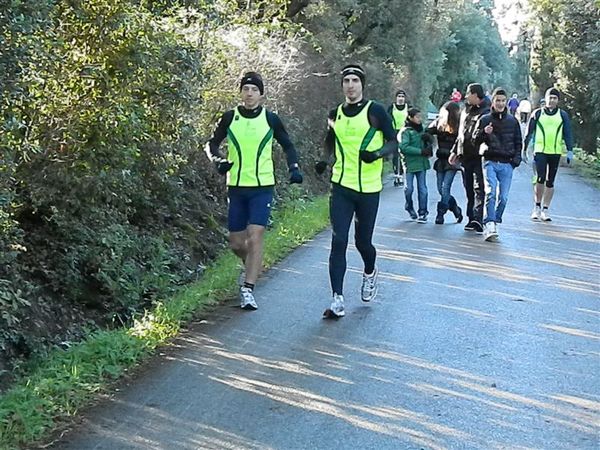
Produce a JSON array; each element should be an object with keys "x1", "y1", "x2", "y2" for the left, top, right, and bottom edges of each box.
[
  {"x1": 540, "y1": 208, "x2": 552, "y2": 222},
  {"x1": 531, "y1": 206, "x2": 541, "y2": 221},
  {"x1": 240, "y1": 287, "x2": 257, "y2": 310},
  {"x1": 329, "y1": 293, "x2": 345, "y2": 317},
  {"x1": 361, "y1": 267, "x2": 379, "y2": 302}
]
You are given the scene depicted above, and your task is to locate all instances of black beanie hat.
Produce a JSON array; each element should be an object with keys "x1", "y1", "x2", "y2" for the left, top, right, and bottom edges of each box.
[
  {"x1": 492, "y1": 87, "x2": 507, "y2": 98},
  {"x1": 395, "y1": 89, "x2": 407, "y2": 97},
  {"x1": 341, "y1": 64, "x2": 365, "y2": 87},
  {"x1": 467, "y1": 83, "x2": 485, "y2": 99},
  {"x1": 545, "y1": 87, "x2": 560, "y2": 99},
  {"x1": 240, "y1": 72, "x2": 264, "y2": 95}
]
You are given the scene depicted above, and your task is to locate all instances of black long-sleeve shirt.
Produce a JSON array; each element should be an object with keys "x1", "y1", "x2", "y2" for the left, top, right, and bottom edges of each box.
[
  {"x1": 323, "y1": 100, "x2": 397, "y2": 160},
  {"x1": 205, "y1": 105, "x2": 299, "y2": 169}
]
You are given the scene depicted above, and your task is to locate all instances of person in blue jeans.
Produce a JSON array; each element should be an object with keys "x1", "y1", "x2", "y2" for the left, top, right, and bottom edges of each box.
[
  {"x1": 399, "y1": 108, "x2": 432, "y2": 223},
  {"x1": 475, "y1": 88, "x2": 522, "y2": 241},
  {"x1": 427, "y1": 101, "x2": 463, "y2": 224}
]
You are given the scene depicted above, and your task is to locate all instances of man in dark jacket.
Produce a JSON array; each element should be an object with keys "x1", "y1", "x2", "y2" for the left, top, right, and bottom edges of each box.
[
  {"x1": 476, "y1": 88, "x2": 522, "y2": 241},
  {"x1": 449, "y1": 83, "x2": 490, "y2": 233}
]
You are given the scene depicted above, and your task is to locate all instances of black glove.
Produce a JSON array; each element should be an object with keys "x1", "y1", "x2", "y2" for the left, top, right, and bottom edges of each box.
[
  {"x1": 315, "y1": 160, "x2": 328, "y2": 175},
  {"x1": 421, "y1": 146, "x2": 433, "y2": 157},
  {"x1": 289, "y1": 168, "x2": 303, "y2": 184},
  {"x1": 422, "y1": 133, "x2": 434, "y2": 145},
  {"x1": 216, "y1": 161, "x2": 234, "y2": 175},
  {"x1": 511, "y1": 153, "x2": 522, "y2": 168},
  {"x1": 359, "y1": 150, "x2": 382, "y2": 163}
]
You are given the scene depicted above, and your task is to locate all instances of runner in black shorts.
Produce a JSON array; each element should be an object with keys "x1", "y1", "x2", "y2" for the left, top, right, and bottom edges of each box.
[
  {"x1": 205, "y1": 72, "x2": 303, "y2": 309},
  {"x1": 525, "y1": 87, "x2": 574, "y2": 222}
]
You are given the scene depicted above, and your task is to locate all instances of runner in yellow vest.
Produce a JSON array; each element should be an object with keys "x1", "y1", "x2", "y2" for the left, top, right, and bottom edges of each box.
[
  {"x1": 524, "y1": 87, "x2": 574, "y2": 222},
  {"x1": 388, "y1": 89, "x2": 409, "y2": 187},
  {"x1": 205, "y1": 72, "x2": 303, "y2": 310},
  {"x1": 315, "y1": 64, "x2": 397, "y2": 318}
]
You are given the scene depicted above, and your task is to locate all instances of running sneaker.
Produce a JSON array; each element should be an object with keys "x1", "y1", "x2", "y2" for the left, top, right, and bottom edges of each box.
[
  {"x1": 466, "y1": 220, "x2": 484, "y2": 233},
  {"x1": 329, "y1": 293, "x2": 345, "y2": 317},
  {"x1": 361, "y1": 267, "x2": 379, "y2": 302},
  {"x1": 417, "y1": 213, "x2": 428, "y2": 223},
  {"x1": 541, "y1": 208, "x2": 552, "y2": 222},
  {"x1": 531, "y1": 206, "x2": 541, "y2": 221},
  {"x1": 240, "y1": 287, "x2": 257, "y2": 310}
]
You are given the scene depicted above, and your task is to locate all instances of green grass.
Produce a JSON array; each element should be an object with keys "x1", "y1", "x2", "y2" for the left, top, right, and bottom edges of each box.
[
  {"x1": 572, "y1": 148, "x2": 600, "y2": 189},
  {"x1": 0, "y1": 194, "x2": 330, "y2": 450}
]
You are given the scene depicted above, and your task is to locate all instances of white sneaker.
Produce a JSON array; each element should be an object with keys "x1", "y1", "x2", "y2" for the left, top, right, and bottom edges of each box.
[
  {"x1": 541, "y1": 208, "x2": 552, "y2": 222},
  {"x1": 531, "y1": 206, "x2": 541, "y2": 221},
  {"x1": 329, "y1": 293, "x2": 345, "y2": 317},
  {"x1": 240, "y1": 287, "x2": 257, "y2": 310},
  {"x1": 361, "y1": 267, "x2": 379, "y2": 302},
  {"x1": 483, "y1": 222, "x2": 498, "y2": 242}
]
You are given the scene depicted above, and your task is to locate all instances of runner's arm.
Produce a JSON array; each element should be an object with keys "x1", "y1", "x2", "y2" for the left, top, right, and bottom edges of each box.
[
  {"x1": 524, "y1": 109, "x2": 540, "y2": 148},
  {"x1": 560, "y1": 110, "x2": 574, "y2": 153},
  {"x1": 204, "y1": 111, "x2": 234, "y2": 162},
  {"x1": 322, "y1": 108, "x2": 337, "y2": 162},
  {"x1": 368, "y1": 102, "x2": 398, "y2": 157},
  {"x1": 267, "y1": 112, "x2": 300, "y2": 169}
]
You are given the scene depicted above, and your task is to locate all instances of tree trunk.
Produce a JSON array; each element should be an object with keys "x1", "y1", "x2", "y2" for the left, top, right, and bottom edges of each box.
[{"x1": 579, "y1": 123, "x2": 599, "y2": 155}]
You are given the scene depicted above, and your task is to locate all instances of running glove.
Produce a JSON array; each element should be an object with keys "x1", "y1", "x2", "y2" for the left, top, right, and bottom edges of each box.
[
  {"x1": 359, "y1": 150, "x2": 382, "y2": 163},
  {"x1": 289, "y1": 168, "x2": 303, "y2": 184},
  {"x1": 216, "y1": 160, "x2": 234, "y2": 175},
  {"x1": 566, "y1": 150, "x2": 574, "y2": 164},
  {"x1": 315, "y1": 161, "x2": 328, "y2": 174}
]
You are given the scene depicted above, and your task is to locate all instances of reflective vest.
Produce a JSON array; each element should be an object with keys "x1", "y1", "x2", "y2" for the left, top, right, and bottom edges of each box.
[
  {"x1": 391, "y1": 105, "x2": 408, "y2": 131},
  {"x1": 227, "y1": 107, "x2": 274, "y2": 187},
  {"x1": 534, "y1": 109, "x2": 564, "y2": 155},
  {"x1": 332, "y1": 101, "x2": 384, "y2": 193}
]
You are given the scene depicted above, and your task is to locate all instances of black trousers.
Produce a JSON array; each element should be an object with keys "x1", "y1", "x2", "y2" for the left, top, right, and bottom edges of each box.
[
  {"x1": 329, "y1": 184, "x2": 380, "y2": 295},
  {"x1": 461, "y1": 158, "x2": 484, "y2": 223}
]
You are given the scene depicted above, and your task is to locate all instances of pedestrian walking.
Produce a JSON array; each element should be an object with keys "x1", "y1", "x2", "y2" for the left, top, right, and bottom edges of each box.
[
  {"x1": 449, "y1": 83, "x2": 490, "y2": 233},
  {"x1": 525, "y1": 87, "x2": 574, "y2": 222},
  {"x1": 315, "y1": 64, "x2": 397, "y2": 318},
  {"x1": 399, "y1": 108, "x2": 432, "y2": 223},
  {"x1": 388, "y1": 89, "x2": 409, "y2": 187},
  {"x1": 508, "y1": 93, "x2": 520, "y2": 116},
  {"x1": 475, "y1": 88, "x2": 522, "y2": 241},
  {"x1": 426, "y1": 101, "x2": 463, "y2": 225},
  {"x1": 205, "y1": 72, "x2": 303, "y2": 310},
  {"x1": 451, "y1": 88, "x2": 462, "y2": 103}
]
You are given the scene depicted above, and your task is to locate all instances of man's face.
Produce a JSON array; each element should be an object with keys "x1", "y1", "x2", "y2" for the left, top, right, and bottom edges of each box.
[
  {"x1": 466, "y1": 91, "x2": 479, "y2": 105},
  {"x1": 396, "y1": 94, "x2": 406, "y2": 105},
  {"x1": 241, "y1": 84, "x2": 262, "y2": 108},
  {"x1": 546, "y1": 94, "x2": 559, "y2": 109},
  {"x1": 493, "y1": 95, "x2": 507, "y2": 112},
  {"x1": 343, "y1": 75, "x2": 363, "y2": 102}
]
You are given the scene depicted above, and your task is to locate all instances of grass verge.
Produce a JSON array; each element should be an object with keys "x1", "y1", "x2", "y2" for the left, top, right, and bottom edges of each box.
[
  {"x1": 0, "y1": 194, "x2": 330, "y2": 450},
  {"x1": 572, "y1": 148, "x2": 600, "y2": 189}
]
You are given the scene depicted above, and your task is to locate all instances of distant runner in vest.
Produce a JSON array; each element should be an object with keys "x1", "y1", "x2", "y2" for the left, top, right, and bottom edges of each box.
[
  {"x1": 524, "y1": 87, "x2": 574, "y2": 222},
  {"x1": 316, "y1": 64, "x2": 397, "y2": 319},
  {"x1": 388, "y1": 89, "x2": 409, "y2": 187},
  {"x1": 205, "y1": 71, "x2": 303, "y2": 310}
]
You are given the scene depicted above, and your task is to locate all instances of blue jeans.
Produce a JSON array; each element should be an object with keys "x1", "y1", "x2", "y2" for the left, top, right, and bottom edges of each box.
[
  {"x1": 436, "y1": 170, "x2": 457, "y2": 207},
  {"x1": 483, "y1": 161, "x2": 513, "y2": 224},
  {"x1": 405, "y1": 171, "x2": 428, "y2": 215}
]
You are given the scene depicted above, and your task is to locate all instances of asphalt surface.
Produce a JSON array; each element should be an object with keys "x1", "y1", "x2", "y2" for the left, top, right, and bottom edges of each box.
[{"x1": 53, "y1": 163, "x2": 599, "y2": 450}]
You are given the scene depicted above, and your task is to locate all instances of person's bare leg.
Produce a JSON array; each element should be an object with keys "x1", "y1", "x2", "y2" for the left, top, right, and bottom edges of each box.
[
  {"x1": 542, "y1": 186, "x2": 554, "y2": 208},
  {"x1": 229, "y1": 231, "x2": 248, "y2": 264},
  {"x1": 244, "y1": 225, "x2": 266, "y2": 285},
  {"x1": 534, "y1": 182, "x2": 544, "y2": 204}
]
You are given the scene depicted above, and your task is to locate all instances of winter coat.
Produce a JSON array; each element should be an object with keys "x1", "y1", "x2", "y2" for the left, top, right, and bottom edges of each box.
[
  {"x1": 427, "y1": 120, "x2": 459, "y2": 173},
  {"x1": 452, "y1": 102, "x2": 490, "y2": 161},
  {"x1": 399, "y1": 121, "x2": 431, "y2": 173},
  {"x1": 477, "y1": 109, "x2": 523, "y2": 167}
]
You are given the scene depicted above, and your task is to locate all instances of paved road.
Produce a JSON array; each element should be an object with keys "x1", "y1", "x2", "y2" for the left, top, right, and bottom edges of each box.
[{"x1": 54, "y1": 165, "x2": 599, "y2": 450}]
